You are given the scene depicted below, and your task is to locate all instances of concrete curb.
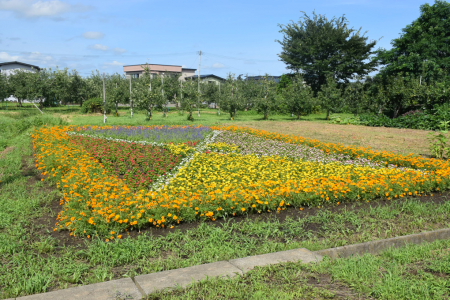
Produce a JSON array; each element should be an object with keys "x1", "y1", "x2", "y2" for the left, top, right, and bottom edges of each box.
[
  {"x1": 10, "y1": 227, "x2": 450, "y2": 300},
  {"x1": 313, "y1": 227, "x2": 450, "y2": 259}
]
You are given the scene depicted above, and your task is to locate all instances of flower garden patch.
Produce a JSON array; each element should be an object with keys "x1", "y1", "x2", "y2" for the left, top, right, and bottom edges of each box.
[{"x1": 32, "y1": 125, "x2": 450, "y2": 240}]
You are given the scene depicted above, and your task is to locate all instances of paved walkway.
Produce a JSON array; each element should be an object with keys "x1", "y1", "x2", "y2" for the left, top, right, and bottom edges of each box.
[{"x1": 8, "y1": 228, "x2": 450, "y2": 300}]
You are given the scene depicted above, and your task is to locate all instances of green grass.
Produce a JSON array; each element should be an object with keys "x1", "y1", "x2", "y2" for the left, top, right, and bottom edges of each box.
[
  {"x1": 0, "y1": 110, "x2": 447, "y2": 299},
  {"x1": 1, "y1": 104, "x2": 350, "y2": 126},
  {"x1": 149, "y1": 239, "x2": 450, "y2": 299}
]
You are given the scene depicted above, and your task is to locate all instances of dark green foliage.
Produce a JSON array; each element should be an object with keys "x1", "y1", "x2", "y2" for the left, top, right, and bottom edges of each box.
[
  {"x1": 360, "y1": 104, "x2": 450, "y2": 130},
  {"x1": 276, "y1": 74, "x2": 293, "y2": 94},
  {"x1": 376, "y1": 0, "x2": 450, "y2": 82},
  {"x1": 277, "y1": 11, "x2": 379, "y2": 94},
  {"x1": 80, "y1": 98, "x2": 111, "y2": 114}
]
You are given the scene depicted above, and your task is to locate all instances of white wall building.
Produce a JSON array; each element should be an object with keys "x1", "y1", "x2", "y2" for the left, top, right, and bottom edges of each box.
[{"x1": 0, "y1": 61, "x2": 41, "y2": 102}]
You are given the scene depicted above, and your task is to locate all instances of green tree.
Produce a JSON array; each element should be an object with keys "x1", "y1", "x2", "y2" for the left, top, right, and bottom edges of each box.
[
  {"x1": 376, "y1": 0, "x2": 450, "y2": 82},
  {"x1": 221, "y1": 74, "x2": 244, "y2": 120},
  {"x1": 8, "y1": 69, "x2": 31, "y2": 107},
  {"x1": 276, "y1": 74, "x2": 293, "y2": 94},
  {"x1": 254, "y1": 75, "x2": 278, "y2": 120},
  {"x1": 277, "y1": 11, "x2": 378, "y2": 94},
  {"x1": 132, "y1": 68, "x2": 164, "y2": 120},
  {"x1": 180, "y1": 79, "x2": 199, "y2": 121},
  {"x1": 282, "y1": 74, "x2": 315, "y2": 119},
  {"x1": 0, "y1": 73, "x2": 11, "y2": 105},
  {"x1": 318, "y1": 75, "x2": 344, "y2": 120},
  {"x1": 343, "y1": 76, "x2": 365, "y2": 116},
  {"x1": 107, "y1": 73, "x2": 129, "y2": 115}
]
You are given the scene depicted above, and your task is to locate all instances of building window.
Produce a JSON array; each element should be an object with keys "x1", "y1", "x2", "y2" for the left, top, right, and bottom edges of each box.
[{"x1": 131, "y1": 74, "x2": 139, "y2": 79}]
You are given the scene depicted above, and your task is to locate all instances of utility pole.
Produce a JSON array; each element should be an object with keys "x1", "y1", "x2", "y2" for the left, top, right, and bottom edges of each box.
[
  {"x1": 218, "y1": 81, "x2": 221, "y2": 115},
  {"x1": 180, "y1": 79, "x2": 183, "y2": 114},
  {"x1": 148, "y1": 64, "x2": 152, "y2": 120},
  {"x1": 103, "y1": 73, "x2": 106, "y2": 123},
  {"x1": 129, "y1": 77, "x2": 133, "y2": 117},
  {"x1": 161, "y1": 72, "x2": 166, "y2": 117},
  {"x1": 198, "y1": 50, "x2": 201, "y2": 117}
]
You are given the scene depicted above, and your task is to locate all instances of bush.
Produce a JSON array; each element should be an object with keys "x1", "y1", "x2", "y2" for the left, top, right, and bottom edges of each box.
[
  {"x1": 81, "y1": 98, "x2": 111, "y2": 114},
  {"x1": 359, "y1": 104, "x2": 450, "y2": 131}
]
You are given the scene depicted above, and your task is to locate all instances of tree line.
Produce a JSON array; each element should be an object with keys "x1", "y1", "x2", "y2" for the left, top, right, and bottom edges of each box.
[{"x1": 2, "y1": 1, "x2": 450, "y2": 120}]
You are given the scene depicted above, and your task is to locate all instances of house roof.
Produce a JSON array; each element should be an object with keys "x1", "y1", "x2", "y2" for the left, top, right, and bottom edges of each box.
[
  {"x1": 189, "y1": 74, "x2": 225, "y2": 81},
  {"x1": 0, "y1": 61, "x2": 41, "y2": 70}
]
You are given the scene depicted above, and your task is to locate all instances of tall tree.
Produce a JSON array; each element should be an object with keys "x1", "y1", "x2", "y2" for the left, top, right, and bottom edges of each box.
[
  {"x1": 377, "y1": 0, "x2": 450, "y2": 82},
  {"x1": 277, "y1": 11, "x2": 378, "y2": 93}
]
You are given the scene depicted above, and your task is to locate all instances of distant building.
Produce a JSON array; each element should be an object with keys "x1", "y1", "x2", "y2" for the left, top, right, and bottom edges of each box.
[
  {"x1": 246, "y1": 75, "x2": 281, "y2": 83},
  {"x1": 123, "y1": 63, "x2": 196, "y2": 81},
  {"x1": 0, "y1": 61, "x2": 41, "y2": 102},
  {"x1": 188, "y1": 74, "x2": 225, "y2": 85},
  {"x1": 0, "y1": 61, "x2": 40, "y2": 76}
]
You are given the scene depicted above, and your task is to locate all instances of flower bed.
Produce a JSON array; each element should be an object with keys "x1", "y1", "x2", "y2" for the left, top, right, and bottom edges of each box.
[{"x1": 32, "y1": 125, "x2": 450, "y2": 240}]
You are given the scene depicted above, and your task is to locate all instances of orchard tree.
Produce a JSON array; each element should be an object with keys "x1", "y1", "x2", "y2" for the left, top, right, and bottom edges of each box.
[
  {"x1": 0, "y1": 73, "x2": 10, "y2": 104},
  {"x1": 180, "y1": 78, "x2": 199, "y2": 121},
  {"x1": 254, "y1": 75, "x2": 278, "y2": 120},
  {"x1": 8, "y1": 69, "x2": 31, "y2": 107},
  {"x1": 277, "y1": 11, "x2": 378, "y2": 94},
  {"x1": 107, "y1": 73, "x2": 129, "y2": 115},
  {"x1": 220, "y1": 74, "x2": 242, "y2": 119},
  {"x1": 377, "y1": 0, "x2": 450, "y2": 82},
  {"x1": 344, "y1": 76, "x2": 365, "y2": 116},
  {"x1": 318, "y1": 75, "x2": 344, "y2": 119},
  {"x1": 53, "y1": 68, "x2": 72, "y2": 105},
  {"x1": 282, "y1": 74, "x2": 315, "y2": 119},
  {"x1": 132, "y1": 69, "x2": 164, "y2": 120},
  {"x1": 27, "y1": 68, "x2": 57, "y2": 109}
]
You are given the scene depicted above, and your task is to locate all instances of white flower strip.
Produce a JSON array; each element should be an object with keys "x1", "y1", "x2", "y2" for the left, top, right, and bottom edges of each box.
[{"x1": 66, "y1": 130, "x2": 222, "y2": 191}]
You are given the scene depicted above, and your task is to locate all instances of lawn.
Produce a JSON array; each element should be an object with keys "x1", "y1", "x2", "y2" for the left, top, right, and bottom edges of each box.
[{"x1": 1, "y1": 106, "x2": 449, "y2": 299}]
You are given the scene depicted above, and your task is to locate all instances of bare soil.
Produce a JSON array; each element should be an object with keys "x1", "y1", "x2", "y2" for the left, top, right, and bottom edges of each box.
[{"x1": 233, "y1": 121, "x2": 432, "y2": 157}]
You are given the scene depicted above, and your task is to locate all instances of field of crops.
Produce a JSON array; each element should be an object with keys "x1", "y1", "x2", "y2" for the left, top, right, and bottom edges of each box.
[{"x1": 32, "y1": 125, "x2": 450, "y2": 240}]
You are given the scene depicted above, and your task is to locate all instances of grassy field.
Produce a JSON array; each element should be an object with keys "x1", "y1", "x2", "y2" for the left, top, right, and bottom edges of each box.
[
  {"x1": 149, "y1": 239, "x2": 450, "y2": 299},
  {"x1": 0, "y1": 106, "x2": 448, "y2": 299}
]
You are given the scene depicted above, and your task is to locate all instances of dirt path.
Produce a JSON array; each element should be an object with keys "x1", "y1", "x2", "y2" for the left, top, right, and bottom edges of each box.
[{"x1": 232, "y1": 121, "x2": 432, "y2": 157}]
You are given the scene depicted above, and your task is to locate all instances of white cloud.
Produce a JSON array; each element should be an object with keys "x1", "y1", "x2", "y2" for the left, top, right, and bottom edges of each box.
[
  {"x1": 104, "y1": 60, "x2": 124, "y2": 67},
  {"x1": 0, "y1": 0, "x2": 92, "y2": 19},
  {"x1": 0, "y1": 52, "x2": 19, "y2": 61},
  {"x1": 82, "y1": 31, "x2": 104, "y2": 39},
  {"x1": 26, "y1": 51, "x2": 53, "y2": 64},
  {"x1": 0, "y1": 51, "x2": 53, "y2": 65},
  {"x1": 89, "y1": 44, "x2": 109, "y2": 51},
  {"x1": 212, "y1": 63, "x2": 225, "y2": 69},
  {"x1": 113, "y1": 47, "x2": 126, "y2": 54}
]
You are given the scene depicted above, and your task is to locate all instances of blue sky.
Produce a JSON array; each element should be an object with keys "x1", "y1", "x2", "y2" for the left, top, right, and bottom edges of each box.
[{"x1": 0, "y1": 0, "x2": 433, "y2": 77}]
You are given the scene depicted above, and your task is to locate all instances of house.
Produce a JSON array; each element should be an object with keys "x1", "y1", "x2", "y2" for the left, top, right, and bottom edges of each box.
[
  {"x1": 0, "y1": 61, "x2": 41, "y2": 102},
  {"x1": 188, "y1": 74, "x2": 225, "y2": 85},
  {"x1": 246, "y1": 75, "x2": 281, "y2": 83},
  {"x1": 0, "y1": 61, "x2": 41, "y2": 76},
  {"x1": 123, "y1": 63, "x2": 196, "y2": 81}
]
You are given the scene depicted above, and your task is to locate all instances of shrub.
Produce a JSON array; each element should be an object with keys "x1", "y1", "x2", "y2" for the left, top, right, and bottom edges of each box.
[
  {"x1": 81, "y1": 98, "x2": 111, "y2": 114},
  {"x1": 359, "y1": 104, "x2": 450, "y2": 131}
]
